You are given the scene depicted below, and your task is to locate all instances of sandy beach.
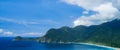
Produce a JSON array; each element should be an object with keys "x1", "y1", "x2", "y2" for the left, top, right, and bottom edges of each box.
[{"x1": 78, "y1": 43, "x2": 120, "y2": 50}]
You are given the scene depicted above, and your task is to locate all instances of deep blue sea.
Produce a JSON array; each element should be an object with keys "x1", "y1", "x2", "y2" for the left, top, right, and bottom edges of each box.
[{"x1": 0, "y1": 37, "x2": 114, "y2": 50}]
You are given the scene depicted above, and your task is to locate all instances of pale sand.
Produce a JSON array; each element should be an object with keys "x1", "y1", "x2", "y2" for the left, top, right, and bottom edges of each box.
[{"x1": 77, "y1": 43, "x2": 120, "y2": 50}]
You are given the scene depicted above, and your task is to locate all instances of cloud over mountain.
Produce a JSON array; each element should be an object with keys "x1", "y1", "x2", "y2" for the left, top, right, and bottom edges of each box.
[{"x1": 62, "y1": 0, "x2": 120, "y2": 26}]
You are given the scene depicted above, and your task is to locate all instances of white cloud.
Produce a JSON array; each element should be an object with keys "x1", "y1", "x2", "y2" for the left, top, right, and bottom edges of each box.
[
  {"x1": 74, "y1": 3, "x2": 119, "y2": 26},
  {"x1": 82, "y1": 10, "x2": 89, "y2": 14},
  {"x1": 0, "y1": 28, "x2": 14, "y2": 36},
  {"x1": 0, "y1": 17, "x2": 58, "y2": 25},
  {"x1": 26, "y1": 32, "x2": 44, "y2": 36},
  {"x1": 0, "y1": 17, "x2": 40, "y2": 25},
  {"x1": 0, "y1": 29, "x2": 3, "y2": 33},
  {"x1": 0, "y1": 28, "x2": 43, "y2": 37},
  {"x1": 61, "y1": 0, "x2": 108, "y2": 10},
  {"x1": 4, "y1": 31, "x2": 13, "y2": 35},
  {"x1": 62, "y1": 0, "x2": 120, "y2": 26},
  {"x1": 14, "y1": 32, "x2": 44, "y2": 37}
]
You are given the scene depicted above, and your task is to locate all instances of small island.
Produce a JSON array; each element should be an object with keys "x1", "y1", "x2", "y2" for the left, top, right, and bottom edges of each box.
[{"x1": 13, "y1": 36, "x2": 39, "y2": 41}]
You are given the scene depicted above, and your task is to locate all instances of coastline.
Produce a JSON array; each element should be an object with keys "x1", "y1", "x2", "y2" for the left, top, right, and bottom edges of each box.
[
  {"x1": 77, "y1": 43, "x2": 120, "y2": 50},
  {"x1": 40, "y1": 41, "x2": 120, "y2": 50}
]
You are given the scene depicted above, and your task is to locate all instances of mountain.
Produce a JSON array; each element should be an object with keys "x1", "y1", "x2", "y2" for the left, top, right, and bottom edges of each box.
[{"x1": 39, "y1": 19, "x2": 120, "y2": 48}]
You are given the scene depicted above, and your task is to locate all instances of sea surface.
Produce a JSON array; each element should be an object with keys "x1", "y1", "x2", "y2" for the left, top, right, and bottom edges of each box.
[{"x1": 0, "y1": 37, "x2": 114, "y2": 50}]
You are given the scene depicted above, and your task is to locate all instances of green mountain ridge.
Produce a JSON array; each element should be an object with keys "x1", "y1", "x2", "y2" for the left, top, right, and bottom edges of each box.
[{"x1": 39, "y1": 19, "x2": 120, "y2": 48}]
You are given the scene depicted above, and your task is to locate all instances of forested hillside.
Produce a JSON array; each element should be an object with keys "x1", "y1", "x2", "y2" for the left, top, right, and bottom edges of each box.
[{"x1": 39, "y1": 19, "x2": 120, "y2": 48}]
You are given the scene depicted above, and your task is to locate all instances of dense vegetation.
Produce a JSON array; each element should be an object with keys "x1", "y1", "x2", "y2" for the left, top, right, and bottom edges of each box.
[{"x1": 39, "y1": 19, "x2": 120, "y2": 48}]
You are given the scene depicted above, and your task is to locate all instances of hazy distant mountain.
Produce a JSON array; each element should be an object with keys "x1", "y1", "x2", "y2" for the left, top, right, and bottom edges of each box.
[{"x1": 39, "y1": 19, "x2": 120, "y2": 48}]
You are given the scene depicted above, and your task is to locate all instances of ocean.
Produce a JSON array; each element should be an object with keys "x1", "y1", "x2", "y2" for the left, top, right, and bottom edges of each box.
[{"x1": 0, "y1": 37, "x2": 114, "y2": 50}]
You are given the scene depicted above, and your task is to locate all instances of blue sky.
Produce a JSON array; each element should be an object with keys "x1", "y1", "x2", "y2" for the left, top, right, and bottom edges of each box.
[
  {"x1": 0, "y1": 0, "x2": 86, "y2": 37},
  {"x1": 0, "y1": 0, "x2": 119, "y2": 37}
]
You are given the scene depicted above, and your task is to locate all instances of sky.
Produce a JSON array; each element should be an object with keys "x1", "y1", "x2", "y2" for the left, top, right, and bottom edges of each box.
[{"x1": 0, "y1": 0, "x2": 120, "y2": 37}]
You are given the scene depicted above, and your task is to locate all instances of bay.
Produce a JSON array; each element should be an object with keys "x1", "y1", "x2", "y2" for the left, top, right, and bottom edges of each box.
[{"x1": 0, "y1": 37, "x2": 114, "y2": 50}]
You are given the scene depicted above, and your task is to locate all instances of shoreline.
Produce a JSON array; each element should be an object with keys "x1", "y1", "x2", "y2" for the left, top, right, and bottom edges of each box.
[
  {"x1": 76, "y1": 43, "x2": 120, "y2": 50},
  {"x1": 40, "y1": 42, "x2": 120, "y2": 50}
]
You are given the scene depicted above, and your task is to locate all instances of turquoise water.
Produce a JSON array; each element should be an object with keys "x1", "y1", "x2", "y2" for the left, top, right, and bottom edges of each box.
[{"x1": 0, "y1": 37, "x2": 114, "y2": 50}]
